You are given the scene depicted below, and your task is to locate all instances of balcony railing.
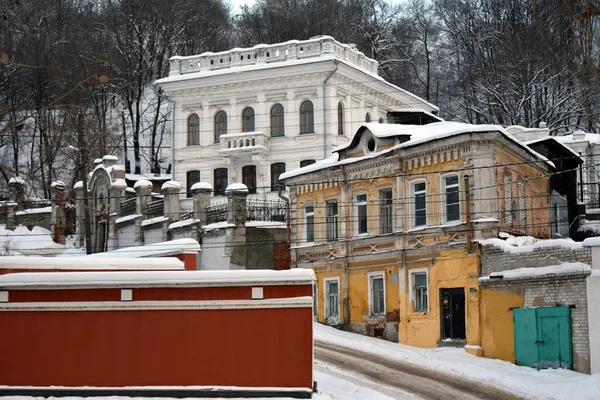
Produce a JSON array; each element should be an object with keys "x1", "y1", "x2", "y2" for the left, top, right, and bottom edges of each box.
[
  {"x1": 218, "y1": 131, "x2": 269, "y2": 156},
  {"x1": 168, "y1": 36, "x2": 378, "y2": 77}
]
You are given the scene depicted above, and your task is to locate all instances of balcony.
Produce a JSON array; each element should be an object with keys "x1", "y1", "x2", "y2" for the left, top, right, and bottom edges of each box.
[{"x1": 218, "y1": 131, "x2": 269, "y2": 157}]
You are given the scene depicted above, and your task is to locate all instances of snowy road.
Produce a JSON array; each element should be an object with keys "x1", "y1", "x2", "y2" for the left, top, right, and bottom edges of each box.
[{"x1": 314, "y1": 340, "x2": 516, "y2": 400}]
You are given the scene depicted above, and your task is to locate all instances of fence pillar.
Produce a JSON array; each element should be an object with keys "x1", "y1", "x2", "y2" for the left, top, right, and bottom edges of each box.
[
  {"x1": 73, "y1": 181, "x2": 85, "y2": 248},
  {"x1": 5, "y1": 177, "x2": 24, "y2": 230},
  {"x1": 225, "y1": 183, "x2": 248, "y2": 266},
  {"x1": 162, "y1": 181, "x2": 181, "y2": 223},
  {"x1": 226, "y1": 183, "x2": 248, "y2": 227},
  {"x1": 134, "y1": 180, "x2": 153, "y2": 244},
  {"x1": 51, "y1": 181, "x2": 66, "y2": 245},
  {"x1": 192, "y1": 182, "x2": 213, "y2": 225}
]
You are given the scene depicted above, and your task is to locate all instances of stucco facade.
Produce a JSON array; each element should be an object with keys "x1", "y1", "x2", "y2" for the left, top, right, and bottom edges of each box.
[
  {"x1": 281, "y1": 121, "x2": 554, "y2": 349},
  {"x1": 157, "y1": 36, "x2": 438, "y2": 205}
]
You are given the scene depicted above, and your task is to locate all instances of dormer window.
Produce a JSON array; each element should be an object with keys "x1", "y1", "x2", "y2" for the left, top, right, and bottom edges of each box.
[{"x1": 365, "y1": 136, "x2": 376, "y2": 153}]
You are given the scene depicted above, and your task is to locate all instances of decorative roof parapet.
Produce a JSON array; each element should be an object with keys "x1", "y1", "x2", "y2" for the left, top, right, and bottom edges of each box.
[{"x1": 168, "y1": 36, "x2": 379, "y2": 77}]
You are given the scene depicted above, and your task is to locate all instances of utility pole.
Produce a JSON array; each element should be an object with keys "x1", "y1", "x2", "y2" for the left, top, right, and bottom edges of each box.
[
  {"x1": 78, "y1": 112, "x2": 93, "y2": 255},
  {"x1": 122, "y1": 109, "x2": 130, "y2": 173}
]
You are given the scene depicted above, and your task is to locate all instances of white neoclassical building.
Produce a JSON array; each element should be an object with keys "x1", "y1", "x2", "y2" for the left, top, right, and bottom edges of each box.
[{"x1": 157, "y1": 36, "x2": 438, "y2": 203}]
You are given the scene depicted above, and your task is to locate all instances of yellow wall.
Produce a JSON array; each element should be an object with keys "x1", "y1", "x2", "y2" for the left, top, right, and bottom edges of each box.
[
  {"x1": 493, "y1": 146, "x2": 551, "y2": 239},
  {"x1": 314, "y1": 268, "x2": 344, "y2": 323},
  {"x1": 346, "y1": 259, "x2": 399, "y2": 324},
  {"x1": 400, "y1": 248, "x2": 480, "y2": 348},
  {"x1": 480, "y1": 286, "x2": 524, "y2": 362},
  {"x1": 401, "y1": 154, "x2": 465, "y2": 227}
]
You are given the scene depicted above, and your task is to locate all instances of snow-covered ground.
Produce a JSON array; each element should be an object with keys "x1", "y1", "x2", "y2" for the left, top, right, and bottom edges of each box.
[
  {"x1": 315, "y1": 323, "x2": 600, "y2": 400},
  {"x1": 2, "y1": 323, "x2": 598, "y2": 400}
]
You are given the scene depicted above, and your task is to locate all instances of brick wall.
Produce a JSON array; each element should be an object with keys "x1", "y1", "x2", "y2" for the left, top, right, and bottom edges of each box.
[
  {"x1": 482, "y1": 273, "x2": 590, "y2": 373},
  {"x1": 480, "y1": 243, "x2": 591, "y2": 277}
]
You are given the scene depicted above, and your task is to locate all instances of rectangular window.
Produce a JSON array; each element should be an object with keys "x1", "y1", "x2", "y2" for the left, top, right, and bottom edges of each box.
[
  {"x1": 379, "y1": 189, "x2": 393, "y2": 234},
  {"x1": 186, "y1": 170, "x2": 200, "y2": 198},
  {"x1": 325, "y1": 278, "x2": 340, "y2": 319},
  {"x1": 271, "y1": 163, "x2": 286, "y2": 191},
  {"x1": 213, "y1": 168, "x2": 228, "y2": 196},
  {"x1": 305, "y1": 205, "x2": 315, "y2": 243},
  {"x1": 444, "y1": 175, "x2": 460, "y2": 222},
  {"x1": 412, "y1": 272, "x2": 428, "y2": 313},
  {"x1": 326, "y1": 200, "x2": 338, "y2": 242},
  {"x1": 242, "y1": 165, "x2": 257, "y2": 194},
  {"x1": 369, "y1": 272, "x2": 385, "y2": 317},
  {"x1": 356, "y1": 194, "x2": 368, "y2": 235},
  {"x1": 504, "y1": 174, "x2": 513, "y2": 226},
  {"x1": 412, "y1": 181, "x2": 427, "y2": 227}
]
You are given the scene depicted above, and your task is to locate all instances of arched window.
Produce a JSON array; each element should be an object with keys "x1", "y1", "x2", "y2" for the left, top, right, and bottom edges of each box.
[
  {"x1": 300, "y1": 101, "x2": 314, "y2": 134},
  {"x1": 186, "y1": 170, "x2": 200, "y2": 198},
  {"x1": 300, "y1": 160, "x2": 316, "y2": 168},
  {"x1": 242, "y1": 165, "x2": 257, "y2": 194},
  {"x1": 270, "y1": 163, "x2": 286, "y2": 191},
  {"x1": 337, "y1": 102, "x2": 344, "y2": 135},
  {"x1": 214, "y1": 168, "x2": 228, "y2": 196},
  {"x1": 242, "y1": 107, "x2": 255, "y2": 132},
  {"x1": 187, "y1": 114, "x2": 199, "y2": 146},
  {"x1": 271, "y1": 103, "x2": 285, "y2": 137},
  {"x1": 379, "y1": 117, "x2": 384, "y2": 123},
  {"x1": 365, "y1": 113, "x2": 371, "y2": 123},
  {"x1": 214, "y1": 111, "x2": 227, "y2": 143}
]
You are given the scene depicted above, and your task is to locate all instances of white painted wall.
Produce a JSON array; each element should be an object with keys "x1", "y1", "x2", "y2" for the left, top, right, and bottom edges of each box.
[
  {"x1": 199, "y1": 236, "x2": 231, "y2": 270},
  {"x1": 117, "y1": 224, "x2": 135, "y2": 249}
]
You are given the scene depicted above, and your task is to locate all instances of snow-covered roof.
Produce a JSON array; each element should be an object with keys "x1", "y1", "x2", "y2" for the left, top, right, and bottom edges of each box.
[
  {"x1": 480, "y1": 262, "x2": 591, "y2": 282},
  {"x1": 554, "y1": 130, "x2": 600, "y2": 145},
  {"x1": 479, "y1": 237, "x2": 583, "y2": 253},
  {"x1": 87, "y1": 238, "x2": 201, "y2": 258},
  {"x1": 282, "y1": 121, "x2": 553, "y2": 181},
  {"x1": 523, "y1": 137, "x2": 583, "y2": 160},
  {"x1": 157, "y1": 36, "x2": 438, "y2": 112},
  {"x1": 0, "y1": 268, "x2": 316, "y2": 289},
  {"x1": 0, "y1": 256, "x2": 184, "y2": 271}
]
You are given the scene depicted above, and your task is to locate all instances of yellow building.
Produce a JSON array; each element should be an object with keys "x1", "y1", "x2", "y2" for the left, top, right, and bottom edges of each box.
[{"x1": 280, "y1": 119, "x2": 552, "y2": 351}]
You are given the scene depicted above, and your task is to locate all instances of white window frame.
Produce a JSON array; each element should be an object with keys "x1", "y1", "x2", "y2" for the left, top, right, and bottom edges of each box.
[
  {"x1": 313, "y1": 280, "x2": 318, "y2": 320},
  {"x1": 323, "y1": 277, "x2": 341, "y2": 321},
  {"x1": 368, "y1": 271, "x2": 386, "y2": 318},
  {"x1": 440, "y1": 174, "x2": 460, "y2": 223},
  {"x1": 410, "y1": 179, "x2": 427, "y2": 228},
  {"x1": 355, "y1": 193, "x2": 369, "y2": 236},
  {"x1": 326, "y1": 199, "x2": 339, "y2": 242},
  {"x1": 379, "y1": 188, "x2": 393, "y2": 234},
  {"x1": 409, "y1": 267, "x2": 429, "y2": 313},
  {"x1": 305, "y1": 204, "x2": 315, "y2": 243}
]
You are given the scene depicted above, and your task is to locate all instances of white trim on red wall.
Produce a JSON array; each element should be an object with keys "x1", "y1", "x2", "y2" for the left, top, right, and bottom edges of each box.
[{"x1": 0, "y1": 297, "x2": 313, "y2": 312}]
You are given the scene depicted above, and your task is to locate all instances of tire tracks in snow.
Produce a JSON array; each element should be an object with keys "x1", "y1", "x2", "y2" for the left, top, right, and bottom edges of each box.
[{"x1": 314, "y1": 340, "x2": 527, "y2": 400}]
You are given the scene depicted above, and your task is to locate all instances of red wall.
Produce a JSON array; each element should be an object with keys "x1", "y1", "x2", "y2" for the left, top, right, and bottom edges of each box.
[
  {"x1": 0, "y1": 279, "x2": 313, "y2": 390},
  {"x1": 0, "y1": 307, "x2": 313, "y2": 388}
]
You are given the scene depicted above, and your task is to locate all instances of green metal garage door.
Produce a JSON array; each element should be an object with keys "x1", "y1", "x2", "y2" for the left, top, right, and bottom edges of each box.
[{"x1": 513, "y1": 306, "x2": 572, "y2": 370}]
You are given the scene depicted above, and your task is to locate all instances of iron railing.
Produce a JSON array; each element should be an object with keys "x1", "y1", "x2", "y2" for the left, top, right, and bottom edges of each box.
[
  {"x1": 246, "y1": 199, "x2": 286, "y2": 222},
  {"x1": 146, "y1": 198, "x2": 164, "y2": 218},
  {"x1": 206, "y1": 202, "x2": 228, "y2": 225},
  {"x1": 180, "y1": 211, "x2": 193, "y2": 220},
  {"x1": 120, "y1": 197, "x2": 136, "y2": 216}
]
